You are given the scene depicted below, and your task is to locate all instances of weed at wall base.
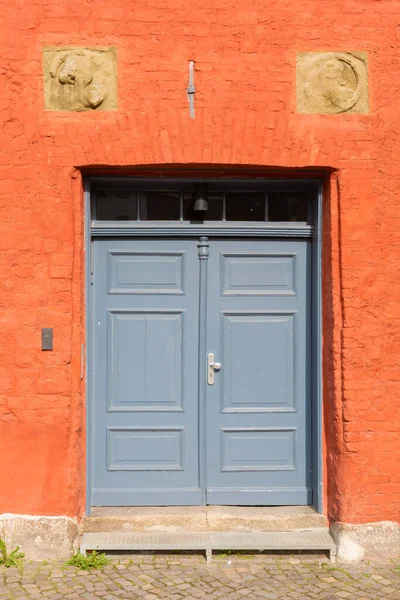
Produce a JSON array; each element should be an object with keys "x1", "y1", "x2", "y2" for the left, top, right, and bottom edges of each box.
[
  {"x1": 64, "y1": 550, "x2": 108, "y2": 570},
  {"x1": 0, "y1": 538, "x2": 24, "y2": 569}
]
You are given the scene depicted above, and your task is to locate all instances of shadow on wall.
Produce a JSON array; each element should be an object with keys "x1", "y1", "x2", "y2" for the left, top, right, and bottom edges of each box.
[{"x1": 322, "y1": 172, "x2": 346, "y2": 525}]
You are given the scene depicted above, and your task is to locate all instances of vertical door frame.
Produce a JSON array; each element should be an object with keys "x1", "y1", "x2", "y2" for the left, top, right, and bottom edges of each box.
[
  {"x1": 84, "y1": 178, "x2": 93, "y2": 516},
  {"x1": 84, "y1": 177, "x2": 324, "y2": 515},
  {"x1": 312, "y1": 183, "x2": 323, "y2": 513}
]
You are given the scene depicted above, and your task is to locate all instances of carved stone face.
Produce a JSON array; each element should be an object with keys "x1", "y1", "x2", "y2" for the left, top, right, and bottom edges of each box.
[
  {"x1": 315, "y1": 58, "x2": 358, "y2": 111},
  {"x1": 57, "y1": 54, "x2": 94, "y2": 87},
  {"x1": 43, "y1": 47, "x2": 117, "y2": 111},
  {"x1": 296, "y1": 52, "x2": 368, "y2": 114},
  {"x1": 51, "y1": 52, "x2": 102, "y2": 110}
]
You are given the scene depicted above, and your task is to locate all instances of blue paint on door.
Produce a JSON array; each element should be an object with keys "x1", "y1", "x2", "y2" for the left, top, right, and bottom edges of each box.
[
  {"x1": 91, "y1": 239, "x2": 202, "y2": 505},
  {"x1": 91, "y1": 237, "x2": 311, "y2": 506},
  {"x1": 205, "y1": 239, "x2": 311, "y2": 505}
]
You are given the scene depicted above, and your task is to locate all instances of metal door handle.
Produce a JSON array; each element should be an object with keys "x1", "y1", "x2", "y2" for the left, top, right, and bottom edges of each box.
[
  {"x1": 210, "y1": 362, "x2": 222, "y2": 370},
  {"x1": 207, "y1": 353, "x2": 222, "y2": 385}
]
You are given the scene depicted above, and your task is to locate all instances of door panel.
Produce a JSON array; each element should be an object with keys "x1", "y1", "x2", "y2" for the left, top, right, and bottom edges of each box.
[
  {"x1": 91, "y1": 239, "x2": 202, "y2": 505},
  {"x1": 205, "y1": 239, "x2": 311, "y2": 505},
  {"x1": 221, "y1": 312, "x2": 296, "y2": 411},
  {"x1": 108, "y1": 311, "x2": 183, "y2": 410}
]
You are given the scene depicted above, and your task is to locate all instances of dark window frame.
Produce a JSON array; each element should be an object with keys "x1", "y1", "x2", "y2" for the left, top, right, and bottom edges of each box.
[{"x1": 91, "y1": 179, "x2": 316, "y2": 226}]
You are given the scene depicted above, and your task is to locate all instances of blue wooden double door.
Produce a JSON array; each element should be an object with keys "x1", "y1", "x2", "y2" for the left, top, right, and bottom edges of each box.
[{"x1": 91, "y1": 237, "x2": 311, "y2": 506}]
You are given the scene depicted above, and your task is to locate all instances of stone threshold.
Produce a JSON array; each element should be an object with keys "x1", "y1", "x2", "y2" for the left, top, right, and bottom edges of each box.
[{"x1": 82, "y1": 505, "x2": 327, "y2": 534}]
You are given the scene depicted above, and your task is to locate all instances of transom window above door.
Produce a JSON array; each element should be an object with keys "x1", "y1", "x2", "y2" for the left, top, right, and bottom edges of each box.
[{"x1": 92, "y1": 180, "x2": 314, "y2": 224}]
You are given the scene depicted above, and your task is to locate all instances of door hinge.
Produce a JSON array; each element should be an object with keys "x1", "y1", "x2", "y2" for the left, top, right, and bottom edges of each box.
[{"x1": 90, "y1": 250, "x2": 94, "y2": 284}]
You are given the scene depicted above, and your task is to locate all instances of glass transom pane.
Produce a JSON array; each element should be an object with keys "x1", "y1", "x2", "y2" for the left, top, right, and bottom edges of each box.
[
  {"x1": 225, "y1": 192, "x2": 265, "y2": 221},
  {"x1": 183, "y1": 191, "x2": 223, "y2": 221},
  {"x1": 140, "y1": 191, "x2": 180, "y2": 221},
  {"x1": 268, "y1": 192, "x2": 308, "y2": 222},
  {"x1": 96, "y1": 191, "x2": 138, "y2": 220}
]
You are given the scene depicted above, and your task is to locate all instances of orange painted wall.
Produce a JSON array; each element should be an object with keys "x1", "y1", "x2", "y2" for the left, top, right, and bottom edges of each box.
[{"x1": 1, "y1": 0, "x2": 400, "y2": 523}]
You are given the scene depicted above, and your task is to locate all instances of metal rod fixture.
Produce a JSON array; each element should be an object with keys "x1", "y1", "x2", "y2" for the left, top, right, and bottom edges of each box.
[{"x1": 187, "y1": 60, "x2": 196, "y2": 119}]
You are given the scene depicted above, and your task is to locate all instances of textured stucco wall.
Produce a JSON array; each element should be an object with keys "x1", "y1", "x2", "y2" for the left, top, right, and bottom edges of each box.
[{"x1": 1, "y1": 0, "x2": 400, "y2": 524}]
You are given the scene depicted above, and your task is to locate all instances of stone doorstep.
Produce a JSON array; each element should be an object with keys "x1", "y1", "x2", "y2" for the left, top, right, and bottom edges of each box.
[
  {"x1": 81, "y1": 506, "x2": 335, "y2": 563},
  {"x1": 82, "y1": 505, "x2": 328, "y2": 534},
  {"x1": 80, "y1": 530, "x2": 337, "y2": 563}
]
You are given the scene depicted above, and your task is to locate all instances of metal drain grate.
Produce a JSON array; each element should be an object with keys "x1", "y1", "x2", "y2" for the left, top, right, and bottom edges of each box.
[{"x1": 80, "y1": 530, "x2": 336, "y2": 563}]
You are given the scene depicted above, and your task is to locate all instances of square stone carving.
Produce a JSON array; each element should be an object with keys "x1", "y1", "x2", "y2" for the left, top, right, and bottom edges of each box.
[
  {"x1": 43, "y1": 47, "x2": 117, "y2": 111},
  {"x1": 296, "y1": 52, "x2": 368, "y2": 114}
]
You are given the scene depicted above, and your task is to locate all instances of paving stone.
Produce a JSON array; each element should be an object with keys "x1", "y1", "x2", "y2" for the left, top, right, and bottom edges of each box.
[{"x1": 1, "y1": 556, "x2": 400, "y2": 599}]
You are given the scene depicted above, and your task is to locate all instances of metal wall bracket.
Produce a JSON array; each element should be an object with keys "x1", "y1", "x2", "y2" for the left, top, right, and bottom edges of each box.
[{"x1": 187, "y1": 60, "x2": 196, "y2": 119}]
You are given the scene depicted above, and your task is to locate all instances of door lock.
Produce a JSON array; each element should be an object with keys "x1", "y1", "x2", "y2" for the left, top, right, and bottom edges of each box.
[{"x1": 207, "y1": 353, "x2": 222, "y2": 385}]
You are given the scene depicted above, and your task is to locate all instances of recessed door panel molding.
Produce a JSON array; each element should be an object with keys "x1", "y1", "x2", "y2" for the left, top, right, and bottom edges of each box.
[
  {"x1": 220, "y1": 252, "x2": 297, "y2": 296},
  {"x1": 220, "y1": 311, "x2": 297, "y2": 413},
  {"x1": 107, "y1": 250, "x2": 185, "y2": 295},
  {"x1": 220, "y1": 428, "x2": 297, "y2": 472},
  {"x1": 107, "y1": 310, "x2": 183, "y2": 412},
  {"x1": 107, "y1": 427, "x2": 185, "y2": 471}
]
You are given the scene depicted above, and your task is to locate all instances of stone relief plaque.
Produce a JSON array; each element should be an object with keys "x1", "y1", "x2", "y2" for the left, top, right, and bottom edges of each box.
[
  {"x1": 296, "y1": 52, "x2": 368, "y2": 114},
  {"x1": 43, "y1": 47, "x2": 117, "y2": 111}
]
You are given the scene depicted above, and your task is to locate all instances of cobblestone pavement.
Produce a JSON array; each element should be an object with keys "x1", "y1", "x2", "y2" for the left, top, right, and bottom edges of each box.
[{"x1": 1, "y1": 553, "x2": 400, "y2": 599}]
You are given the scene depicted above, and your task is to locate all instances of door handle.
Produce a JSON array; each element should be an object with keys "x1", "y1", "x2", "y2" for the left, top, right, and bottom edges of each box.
[{"x1": 207, "y1": 353, "x2": 222, "y2": 385}]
